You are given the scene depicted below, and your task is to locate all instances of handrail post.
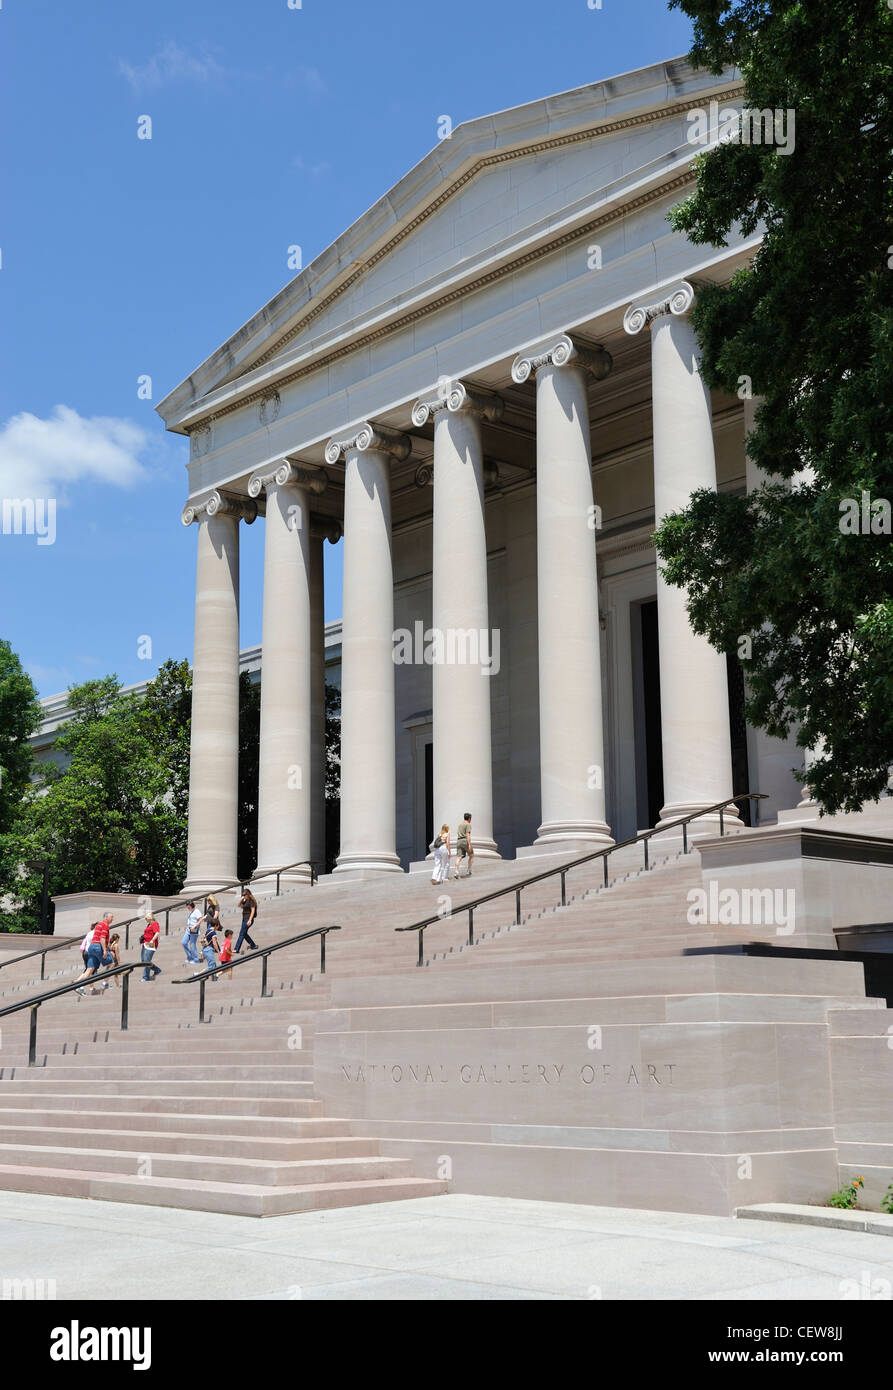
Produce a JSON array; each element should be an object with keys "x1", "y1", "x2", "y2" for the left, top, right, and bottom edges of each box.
[
  {"x1": 719, "y1": 806, "x2": 725, "y2": 836},
  {"x1": 28, "y1": 1005, "x2": 38, "y2": 1067},
  {"x1": 40, "y1": 951, "x2": 46, "y2": 982},
  {"x1": 164, "y1": 908, "x2": 170, "y2": 936},
  {"x1": 198, "y1": 978, "x2": 206, "y2": 1024},
  {"x1": 515, "y1": 890, "x2": 521, "y2": 926},
  {"x1": 276, "y1": 871, "x2": 281, "y2": 896},
  {"x1": 682, "y1": 821, "x2": 688, "y2": 855},
  {"x1": 644, "y1": 836, "x2": 649, "y2": 870},
  {"x1": 261, "y1": 953, "x2": 270, "y2": 997},
  {"x1": 121, "y1": 971, "x2": 130, "y2": 1031},
  {"x1": 603, "y1": 856, "x2": 609, "y2": 888},
  {"x1": 418, "y1": 928, "x2": 425, "y2": 968},
  {"x1": 468, "y1": 908, "x2": 474, "y2": 948},
  {"x1": 320, "y1": 932, "x2": 326, "y2": 975},
  {"x1": 560, "y1": 872, "x2": 566, "y2": 908}
]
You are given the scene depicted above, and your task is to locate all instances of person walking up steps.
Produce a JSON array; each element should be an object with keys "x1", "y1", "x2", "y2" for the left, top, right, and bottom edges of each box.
[
  {"x1": 200, "y1": 909, "x2": 221, "y2": 981},
  {"x1": 235, "y1": 886, "x2": 259, "y2": 954},
  {"x1": 182, "y1": 901, "x2": 204, "y2": 968},
  {"x1": 430, "y1": 824, "x2": 451, "y2": 885},
  {"x1": 141, "y1": 913, "x2": 162, "y2": 982},
  {"x1": 454, "y1": 812, "x2": 474, "y2": 879},
  {"x1": 74, "y1": 913, "x2": 115, "y2": 998},
  {"x1": 219, "y1": 929, "x2": 234, "y2": 980}
]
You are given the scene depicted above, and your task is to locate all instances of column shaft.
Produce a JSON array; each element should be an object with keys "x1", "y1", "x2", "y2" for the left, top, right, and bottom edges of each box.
[
  {"x1": 649, "y1": 306, "x2": 735, "y2": 824},
  {"x1": 255, "y1": 481, "x2": 312, "y2": 881},
  {"x1": 534, "y1": 361, "x2": 611, "y2": 844},
  {"x1": 334, "y1": 447, "x2": 401, "y2": 874},
  {"x1": 431, "y1": 407, "x2": 498, "y2": 856},
  {"x1": 184, "y1": 513, "x2": 240, "y2": 890},
  {"x1": 309, "y1": 534, "x2": 326, "y2": 869}
]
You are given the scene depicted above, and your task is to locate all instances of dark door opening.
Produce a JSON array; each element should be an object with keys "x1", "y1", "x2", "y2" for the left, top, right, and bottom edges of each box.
[
  {"x1": 640, "y1": 600, "x2": 664, "y2": 828},
  {"x1": 726, "y1": 653, "x2": 752, "y2": 826},
  {"x1": 424, "y1": 741, "x2": 434, "y2": 853}
]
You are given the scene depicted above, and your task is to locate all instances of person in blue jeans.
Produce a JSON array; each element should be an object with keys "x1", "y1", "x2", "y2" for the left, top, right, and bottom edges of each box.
[
  {"x1": 141, "y1": 914, "x2": 162, "y2": 982},
  {"x1": 182, "y1": 902, "x2": 203, "y2": 967},
  {"x1": 200, "y1": 910, "x2": 220, "y2": 982},
  {"x1": 235, "y1": 887, "x2": 259, "y2": 954}
]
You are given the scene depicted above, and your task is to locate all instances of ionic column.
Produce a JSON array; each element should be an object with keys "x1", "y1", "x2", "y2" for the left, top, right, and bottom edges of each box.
[
  {"x1": 181, "y1": 489, "x2": 257, "y2": 891},
  {"x1": 412, "y1": 380, "x2": 502, "y2": 858},
  {"x1": 248, "y1": 460, "x2": 327, "y2": 884},
  {"x1": 512, "y1": 335, "x2": 614, "y2": 847},
  {"x1": 624, "y1": 281, "x2": 736, "y2": 828},
  {"x1": 325, "y1": 423, "x2": 410, "y2": 875},
  {"x1": 310, "y1": 518, "x2": 341, "y2": 870}
]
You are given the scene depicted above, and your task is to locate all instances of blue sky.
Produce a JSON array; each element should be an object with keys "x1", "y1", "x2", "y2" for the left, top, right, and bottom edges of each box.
[{"x1": 0, "y1": 0, "x2": 693, "y2": 699}]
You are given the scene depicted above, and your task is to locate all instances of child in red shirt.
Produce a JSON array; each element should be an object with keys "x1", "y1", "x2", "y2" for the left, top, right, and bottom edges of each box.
[{"x1": 219, "y1": 929, "x2": 234, "y2": 980}]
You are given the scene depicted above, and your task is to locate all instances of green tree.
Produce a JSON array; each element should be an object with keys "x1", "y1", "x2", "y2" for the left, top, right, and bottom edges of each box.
[
  {"x1": 0, "y1": 641, "x2": 41, "y2": 835},
  {"x1": 1, "y1": 663, "x2": 194, "y2": 932},
  {"x1": 656, "y1": 0, "x2": 893, "y2": 813}
]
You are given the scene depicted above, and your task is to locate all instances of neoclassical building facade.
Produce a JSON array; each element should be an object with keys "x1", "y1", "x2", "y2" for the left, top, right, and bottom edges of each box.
[{"x1": 158, "y1": 57, "x2": 804, "y2": 890}]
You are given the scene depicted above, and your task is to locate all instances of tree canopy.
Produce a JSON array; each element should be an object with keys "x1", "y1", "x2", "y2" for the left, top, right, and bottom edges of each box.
[{"x1": 656, "y1": 0, "x2": 893, "y2": 812}]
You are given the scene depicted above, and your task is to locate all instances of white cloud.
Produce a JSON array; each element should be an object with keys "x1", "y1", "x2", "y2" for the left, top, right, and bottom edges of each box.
[
  {"x1": 292, "y1": 155, "x2": 331, "y2": 177},
  {"x1": 285, "y1": 65, "x2": 327, "y2": 97},
  {"x1": 0, "y1": 406, "x2": 148, "y2": 504},
  {"x1": 117, "y1": 40, "x2": 227, "y2": 93}
]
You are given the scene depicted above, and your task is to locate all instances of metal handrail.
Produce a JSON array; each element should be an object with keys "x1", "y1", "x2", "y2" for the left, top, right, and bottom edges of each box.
[
  {"x1": 172, "y1": 925, "x2": 342, "y2": 1022},
  {"x1": 0, "y1": 857, "x2": 321, "y2": 962},
  {"x1": 0, "y1": 962, "x2": 142, "y2": 1065},
  {"x1": 0, "y1": 935, "x2": 82, "y2": 981},
  {"x1": 395, "y1": 793, "x2": 767, "y2": 966}
]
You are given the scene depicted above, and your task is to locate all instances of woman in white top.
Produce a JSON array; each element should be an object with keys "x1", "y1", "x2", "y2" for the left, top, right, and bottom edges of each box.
[{"x1": 430, "y1": 824, "x2": 451, "y2": 885}]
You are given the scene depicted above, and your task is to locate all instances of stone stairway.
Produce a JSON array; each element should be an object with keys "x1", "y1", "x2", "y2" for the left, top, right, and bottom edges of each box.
[{"x1": 0, "y1": 830, "x2": 769, "y2": 1216}]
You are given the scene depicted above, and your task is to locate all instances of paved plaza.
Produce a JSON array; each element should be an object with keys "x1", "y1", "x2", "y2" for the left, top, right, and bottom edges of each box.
[{"x1": 1, "y1": 1191, "x2": 891, "y2": 1301}]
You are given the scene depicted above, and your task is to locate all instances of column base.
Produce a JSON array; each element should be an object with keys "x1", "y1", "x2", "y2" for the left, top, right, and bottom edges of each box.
[
  {"x1": 657, "y1": 802, "x2": 741, "y2": 837},
  {"x1": 252, "y1": 864, "x2": 314, "y2": 890},
  {"x1": 333, "y1": 851, "x2": 404, "y2": 878},
  {"x1": 534, "y1": 820, "x2": 613, "y2": 850},
  {"x1": 181, "y1": 875, "x2": 239, "y2": 898}
]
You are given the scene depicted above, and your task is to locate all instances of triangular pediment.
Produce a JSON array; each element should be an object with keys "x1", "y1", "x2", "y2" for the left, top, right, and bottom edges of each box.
[{"x1": 157, "y1": 57, "x2": 742, "y2": 433}]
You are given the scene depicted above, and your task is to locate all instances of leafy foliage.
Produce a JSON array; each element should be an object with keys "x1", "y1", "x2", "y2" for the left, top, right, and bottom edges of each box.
[
  {"x1": 656, "y1": 0, "x2": 893, "y2": 812},
  {"x1": 1, "y1": 660, "x2": 193, "y2": 932}
]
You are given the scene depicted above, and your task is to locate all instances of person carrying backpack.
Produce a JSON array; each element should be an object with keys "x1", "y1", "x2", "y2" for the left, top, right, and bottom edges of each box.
[
  {"x1": 430, "y1": 824, "x2": 451, "y2": 885},
  {"x1": 141, "y1": 913, "x2": 162, "y2": 982}
]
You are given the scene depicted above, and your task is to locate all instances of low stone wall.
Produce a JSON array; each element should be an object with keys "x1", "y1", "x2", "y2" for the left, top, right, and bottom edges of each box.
[{"x1": 314, "y1": 955, "x2": 875, "y2": 1215}]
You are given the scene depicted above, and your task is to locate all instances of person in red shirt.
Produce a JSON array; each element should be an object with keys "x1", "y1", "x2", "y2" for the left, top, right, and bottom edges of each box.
[
  {"x1": 141, "y1": 914, "x2": 162, "y2": 982},
  {"x1": 75, "y1": 914, "x2": 114, "y2": 997},
  {"x1": 219, "y1": 929, "x2": 234, "y2": 980}
]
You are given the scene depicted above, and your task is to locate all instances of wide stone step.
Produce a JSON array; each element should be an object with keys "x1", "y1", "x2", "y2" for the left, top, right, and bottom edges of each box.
[
  {"x1": 0, "y1": 1105, "x2": 349, "y2": 1135},
  {"x1": 0, "y1": 1162, "x2": 448, "y2": 1215},
  {"x1": 0, "y1": 1091, "x2": 321, "y2": 1117},
  {"x1": 0, "y1": 1122, "x2": 373, "y2": 1159},
  {"x1": 0, "y1": 1063, "x2": 313, "y2": 1082},
  {"x1": 0, "y1": 1077, "x2": 313, "y2": 1096},
  {"x1": 0, "y1": 1143, "x2": 412, "y2": 1187}
]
